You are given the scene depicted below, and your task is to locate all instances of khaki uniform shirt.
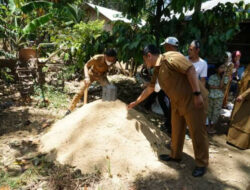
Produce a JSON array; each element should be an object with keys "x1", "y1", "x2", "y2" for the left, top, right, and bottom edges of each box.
[
  {"x1": 149, "y1": 51, "x2": 208, "y2": 115},
  {"x1": 230, "y1": 65, "x2": 250, "y2": 135},
  {"x1": 86, "y1": 54, "x2": 109, "y2": 81}
]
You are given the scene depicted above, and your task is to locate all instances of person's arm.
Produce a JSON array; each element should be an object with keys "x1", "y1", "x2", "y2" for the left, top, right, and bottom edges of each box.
[
  {"x1": 127, "y1": 86, "x2": 155, "y2": 109},
  {"x1": 84, "y1": 59, "x2": 94, "y2": 85},
  {"x1": 200, "y1": 77, "x2": 206, "y2": 86},
  {"x1": 236, "y1": 88, "x2": 250, "y2": 102},
  {"x1": 84, "y1": 64, "x2": 90, "y2": 79},
  {"x1": 186, "y1": 66, "x2": 204, "y2": 109}
]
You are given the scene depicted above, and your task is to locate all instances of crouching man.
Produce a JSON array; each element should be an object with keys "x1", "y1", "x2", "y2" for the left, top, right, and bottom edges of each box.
[
  {"x1": 65, "y1": 49, "x2": 117, "y2": 115},
  {"x1": 127, "y1": 45, "x2": 209, "y2": 177}
]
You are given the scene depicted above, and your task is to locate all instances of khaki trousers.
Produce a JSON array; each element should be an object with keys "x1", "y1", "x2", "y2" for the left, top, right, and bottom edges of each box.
[
  {"x1": 68, "y1": 76, "x2": 109, "y2": 111},
  {"x1": 170, "y1": 107, "x2": 209, "y2": 167}
]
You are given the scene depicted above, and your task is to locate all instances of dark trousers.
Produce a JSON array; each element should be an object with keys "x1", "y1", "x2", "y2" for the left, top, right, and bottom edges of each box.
[{"x1": 144, "y1": 90, "x2": 172, "y2": 131}]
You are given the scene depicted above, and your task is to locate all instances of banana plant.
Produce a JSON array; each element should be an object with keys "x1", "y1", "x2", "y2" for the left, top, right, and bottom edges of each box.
[
  {"x1": 0, "y1": 0, "x2": 54, "y2": 58},
  {"x1": 0, "y1": 0, "x2": 86, "y2": 53}
]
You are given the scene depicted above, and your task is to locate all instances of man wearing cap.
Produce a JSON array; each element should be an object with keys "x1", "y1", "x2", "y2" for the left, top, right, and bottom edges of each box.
[
  {"x1": 158, "y1": 36, "x2": 179, "y2": 134},
  {"x1": 65, "y1": 49, "x2": 117, "y2": 116},
  {"x1": 160, "y1": 36, "x2": 179, "y2": 51},
  {"x1": 187, "y1": 40, "x2": 208, "y2": 87},
  {"x1": 128, "y1": 44, "x2": 209, "y2": 177}
]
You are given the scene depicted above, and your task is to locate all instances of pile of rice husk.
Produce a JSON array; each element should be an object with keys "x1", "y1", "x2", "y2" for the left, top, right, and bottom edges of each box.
[{"x1": 39, "y1": 100, "x2": 170, "y2": 178}]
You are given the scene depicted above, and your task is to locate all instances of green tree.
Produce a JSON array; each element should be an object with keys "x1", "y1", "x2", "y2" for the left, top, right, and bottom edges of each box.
[
  {"x1": 119, "y1": 0, "x2": 249, "y2": 60},
  {"x1": 50, "y1": 20, "x2": 110, "y2": 75},
  {"x1": 111, "y1": 21, "x2": 155, "y2": 76},
  {"x1": 0, "y1": 0, "x2": 87, "y2": 58},
  {"x1": 0, "y1": 0, "x2": 55, "y2": 58}
]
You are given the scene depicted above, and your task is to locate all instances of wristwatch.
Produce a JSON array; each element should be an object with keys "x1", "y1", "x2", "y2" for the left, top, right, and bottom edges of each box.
[{"x1": 193, "y1": 91, "x2": 201, "y2": 96}]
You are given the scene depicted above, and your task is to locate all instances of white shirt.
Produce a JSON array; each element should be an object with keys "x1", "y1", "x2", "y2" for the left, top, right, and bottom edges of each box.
[
  {"x1": 154, "y1": 79, "x2": 161, "y2": 92},
  {"x1": 186, "y1": 56, "x2": 208, "y2": 79}
]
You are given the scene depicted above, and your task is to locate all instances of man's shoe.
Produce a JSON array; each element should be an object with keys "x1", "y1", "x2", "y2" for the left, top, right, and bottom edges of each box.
[
  {"x1": 192, "y1": 167, "x2": 206, "y2": 177},
  {"x1": 159, "y1": 154, "x2": 181, "y2": 162},
  {"x1": 64, "y1": 110, "x2": 71, "y2": 117}
]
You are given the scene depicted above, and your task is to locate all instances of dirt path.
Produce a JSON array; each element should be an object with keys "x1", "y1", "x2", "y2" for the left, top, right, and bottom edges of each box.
[
  {"x1": 1, "y1": 103, "x2": 249, "y2": 190},
  {"x1": 0, "y1": 77, "x2": 249, "y2": 190}
]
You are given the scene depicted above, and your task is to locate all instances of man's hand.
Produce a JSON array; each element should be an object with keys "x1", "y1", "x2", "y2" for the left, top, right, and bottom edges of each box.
[
  {"x1": 127, "y1": 101, "x2": 137, "y2": 109},
  {"x1": 84, "y1": 78, "x2": 90, "y2": 86},
  {"x1": 194, "y1": 95, "x2": 204, "y2": 109},
  {"x1": 236, "y1": 95, "x2": 243, "y2": 102}
]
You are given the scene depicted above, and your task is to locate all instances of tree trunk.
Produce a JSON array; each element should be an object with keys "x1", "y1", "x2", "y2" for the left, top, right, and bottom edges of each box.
[
  {"x1": 129, "y1": 58, "x2": 134, "y2": 77},
  {"x1": 193, "y1": 0, "x2": 202, "y2": 22},
  {"x1": 133, "y1": 62, "x2": 138, "y2": 76},
  {"x1": 154, "y1": 0, "x2": 164, "y2": 46},
  {"x1": 194, "y1": 0, "x2": 202, "y2": 15}
]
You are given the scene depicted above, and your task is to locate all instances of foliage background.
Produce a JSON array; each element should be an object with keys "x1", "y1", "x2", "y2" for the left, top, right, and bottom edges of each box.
[{"x1": 0, "y1": 0, "x2": 249, "y2": 79}]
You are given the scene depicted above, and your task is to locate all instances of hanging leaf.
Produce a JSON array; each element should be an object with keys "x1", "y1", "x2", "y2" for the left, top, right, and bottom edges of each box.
[
  {"x1": 8, "y1": 0, "x2": 17, "y2": 13},
  {"x1": 0, "y1": 24, "x2": 18, "y2": 38},
  {"x1": 22, "y1": 13, "x2": 53, "y2": 34},
  {"x1": 21, "y1": 1, "x2": 53, "y2": 14}
]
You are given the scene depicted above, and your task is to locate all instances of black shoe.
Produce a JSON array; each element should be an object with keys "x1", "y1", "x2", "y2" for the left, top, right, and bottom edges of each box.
[
  {"x1": 64, "y1": 110, "x2": 71, "y2": 117},
  {"x1": 192, "y1": 167, "x2": 206, "y2": 177},
  {"x1": 159, "y1": 154, "x2": 181, "y2": 163}
]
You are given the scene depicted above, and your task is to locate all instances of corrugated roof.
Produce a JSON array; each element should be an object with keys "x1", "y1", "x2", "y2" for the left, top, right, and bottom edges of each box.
[
  {"x1": 86, "y1": 3, "x2": 146, "y2": 26},
  {"x1": 163, "y1": 0, "x2": 250, "y2": 21}
]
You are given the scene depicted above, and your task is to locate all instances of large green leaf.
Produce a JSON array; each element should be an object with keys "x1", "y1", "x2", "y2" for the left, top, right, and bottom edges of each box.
[
  {"x1": 8, "y1": 0, "x2": 18, "y2": 13},
  {"x1": 22, "y1": 13, "x2": 53, "y2": 34},
  {"x1": 0, "y1": 24, "x2": 18, "y2": 38},
  {"x1": 64, "y1": 3, "x2": 80, "y2": 23},
  {"x1": 21, "y1": 1, "x2": 53, "y2": 14},
  {"x1": 0, "y1": 50, "x2": 16, "y2": 59}
]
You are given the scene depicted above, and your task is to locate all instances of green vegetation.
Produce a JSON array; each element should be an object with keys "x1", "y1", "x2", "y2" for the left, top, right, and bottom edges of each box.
[
  {"x1": 34, "y1": 84, "x2": 70, "y2": 109},
  {"x1": 0, "y1": 0, "x2": 249, "y2": 79},
  {"x1": 0, "y1": 155, "x2": 101, "y2": 189},
  {"x1": 0, "y1": 168, "x2": 40, "y2": 189}
]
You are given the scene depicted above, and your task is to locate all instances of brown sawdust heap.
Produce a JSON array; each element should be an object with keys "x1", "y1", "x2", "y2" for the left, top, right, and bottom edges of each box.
[{"x1": 40, "y1": 100, "x2": 170, "y2": 177}]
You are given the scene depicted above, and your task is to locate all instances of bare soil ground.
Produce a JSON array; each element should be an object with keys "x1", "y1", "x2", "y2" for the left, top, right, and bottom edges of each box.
[{"x1": 0, "y1": 75, "x2": 250, "y2": 190}]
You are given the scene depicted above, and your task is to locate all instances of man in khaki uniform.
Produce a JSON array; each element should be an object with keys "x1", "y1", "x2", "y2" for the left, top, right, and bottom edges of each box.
[
  {"x1": 227, "y1": 64, "x2": 250, "y2": 149},
  {"x1": 65, "y1": 49, "x2": 117, "y2": 115},
  {"x1": 128, "y1": 45, "x2": 209, "y2": 177}
]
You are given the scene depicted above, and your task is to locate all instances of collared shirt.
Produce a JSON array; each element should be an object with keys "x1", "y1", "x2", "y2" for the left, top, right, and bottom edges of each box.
[
  {"x1": 149, "y1": 51, "x2": 208, "y2": 115},
  {"x1": 86, "y1": 54, "x2": 109, "y2": 80}
]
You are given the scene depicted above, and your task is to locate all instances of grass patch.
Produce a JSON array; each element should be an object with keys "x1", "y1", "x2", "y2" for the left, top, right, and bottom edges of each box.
[
  {"x1": 0, "y1": 155, "x2": 101, "y2": 189},
  {"x1": 34, "y1": 84, "x2": 70, "y2": 109},
  {"x1": 0, "y1": 168, "x2": 40, "y2": 189}
]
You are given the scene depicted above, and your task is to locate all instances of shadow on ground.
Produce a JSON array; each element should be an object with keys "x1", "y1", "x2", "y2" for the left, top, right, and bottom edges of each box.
[{"x1": 127, "y1": 108, "x2": 248, "y2": 190}]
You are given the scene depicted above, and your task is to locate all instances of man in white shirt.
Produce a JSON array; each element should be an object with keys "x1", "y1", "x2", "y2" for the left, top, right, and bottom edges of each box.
[{"x1": 187, "y1": 40, "x2": 207, "y2": 86}]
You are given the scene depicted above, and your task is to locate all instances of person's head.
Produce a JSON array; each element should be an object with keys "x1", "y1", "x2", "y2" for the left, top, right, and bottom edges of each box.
[
  {"x1": 232, "y1": 50, "x2": 241, "y2": 64},
  {"x1": 215, "y1": 63, "x2": 225, "y2": 75},
  {"x1": 160, "y1": 36, "x2": 179, "y2": 52},
  {"x1": 224, "y1": 51, "x2": 232, "y2": 63},
  {"x1": 188, "y1": 40, "x2": 200, "y2": 59},
  {"x1": 143, "y1": 44, "x2": 160, "y2": 68},
  {"x1": 104, "y1": 48, "x2": 117, "y2": 65}
]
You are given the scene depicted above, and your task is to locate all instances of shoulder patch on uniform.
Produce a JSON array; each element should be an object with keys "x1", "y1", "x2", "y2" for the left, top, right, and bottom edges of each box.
[
  {"x1": 92, "y1": 54, "x2": 104, "y2": 61},
  {"x1": 164, "y1": 52, "x2": 177, "y2": 63}
]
